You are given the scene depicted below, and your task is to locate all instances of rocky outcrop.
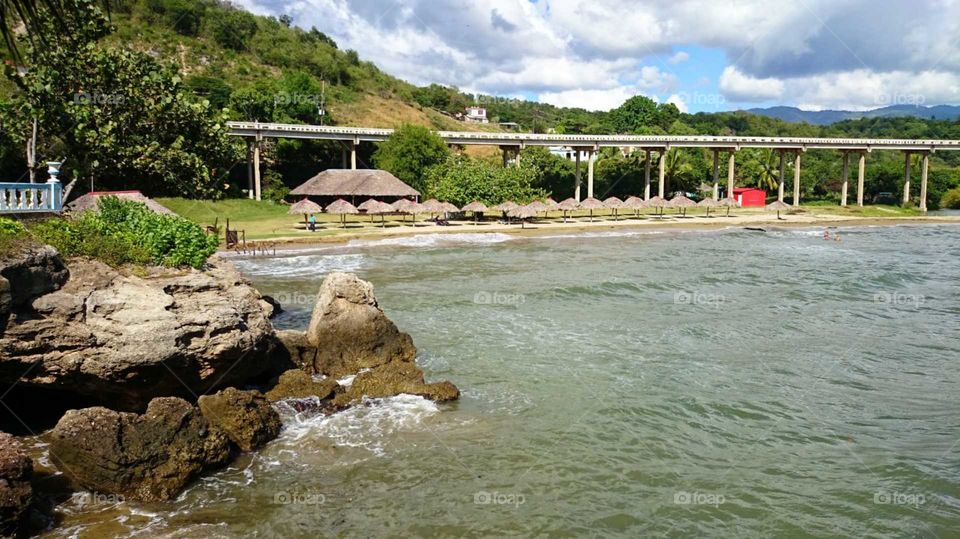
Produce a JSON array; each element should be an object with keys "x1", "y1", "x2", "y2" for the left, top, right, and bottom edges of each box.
[
  {"x1": 48, "y1": 397, "x2": 233, "y2": 502},
  {"x1": 0, "y1": 256, "x2": 279, "y2": 411},
  {"x1": 265, "y1": 369, "x2": 338, "y2": 402},
  {"x1": 276, "y1": 272, "x2": 458, "y2": 407},
  {"x1": 0, "y1": 432, "x2": 32, "y2": 536},
  {"x1": 198, "y1": 388, "x2": 281, "y2": 452},
  {"x1": 332, "y1": 362, "x2": 460, "y2": 407},
  {"x1": 0, "y1": 244, "x2": 69, "y2": 334},
  {"x1": 301, "y1": 272, "x2": 417, "y2": 377}
]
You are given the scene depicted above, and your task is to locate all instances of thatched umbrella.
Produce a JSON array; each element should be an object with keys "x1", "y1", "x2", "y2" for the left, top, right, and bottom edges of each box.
[
  {"x1": 288, "y1": 198, "x2": 323, "y2": 228},
  {"x1": 544, "y1": 197, "x2": 559, "y2": 212},
  {"x1": 441, "y1": 202, "x2": 460, "y2": 214},
  {"x1": 624, "y1": 196, "x2": 646, "y2": 218},
  {"x1": 461, "y1": 201, "x2": 488, "y2": 224},
  {"x1": 670, "y1": 194, "x2": 697, "y2": 217},
  {"x1": 358, "y1": 198, "x2": 383, "y2": 223},
  {"x1": 766, "y1": 200, "x2": 790, "y2": 220},
  {"x1": 325, "y1": 198, "x2": 359, "y2": 228},
  {"x1": 367, "y1": 200, "x2": 395, "y2": 228},
  {"x1": 578, "y1": 197, "x2": 606, "y2": 222},
  {"x1": 492, "y1": 200, "x2": 519, "y2": 212},
  {"x1": 718, "y1": 197, "x2": 740, "y2": 217},
  {"x1": 646, "y1": 195, "x2": 668, "y2": 217},
  {"x1": 697, "y1": 196, "x2": 721, "y2": 217},
  {"x1": 508, "y1": 204, "x2": 538, "y2": 229},
  {"x1": 526, "y1": 199, "x2": 549, "y2": 217},
  {"x1": 420, "y1": 198, "x2": 445, "y2": 215},
  {"x1": 603, "y1": 196, "x2": 625, "y2": 221},
  {"x1": 557, "y1": 197, "x2": 579, "y2": 222}
]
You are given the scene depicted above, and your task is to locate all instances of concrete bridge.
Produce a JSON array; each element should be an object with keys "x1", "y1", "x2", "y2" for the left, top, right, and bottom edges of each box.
[{"x1": 227, "y1": 121, "x2": 960, "y2": 211}]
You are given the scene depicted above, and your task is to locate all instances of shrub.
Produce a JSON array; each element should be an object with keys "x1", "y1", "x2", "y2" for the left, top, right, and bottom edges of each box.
[
  {"x1": 0, "y1": 217, "x2": 28, "y2": 256},
  {"x1": 941, "y1": 188, "x2": 960, "y2": 209},
  {"x1": 31, "y1": 197, "x2": 219, "y2": 269}
]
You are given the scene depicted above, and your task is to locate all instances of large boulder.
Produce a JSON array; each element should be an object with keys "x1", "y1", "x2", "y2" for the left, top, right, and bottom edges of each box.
[
  {"x1": 0, "y1": 276, "x2": 10, "y2": 335},
  {"x1": 198, "y1": 388, "x2": 281, "y2": 452},
  {"x1": 48, "y1": 397, "x2": 232, "y2": 502},
  {"x1": 332, "y1": 362, "x2": 460, "y2": 408},
  {"x1": 0, "y1": 256, "x2": 278, "y2": 410},
  {"x1": 0, "y1": 432, "x2": 32, "y2": 536},
  {"x1": 299, "y1": 272, "x2": 416, "y2": 377},
  {"x1": 265, "y1": 369, "x2": 338, "y2": 402},
  {"x1": 0, "y1": 244, "x2": 69, "y2": 309}
]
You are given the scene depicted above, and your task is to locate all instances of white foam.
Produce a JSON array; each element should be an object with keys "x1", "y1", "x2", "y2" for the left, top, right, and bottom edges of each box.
[
  {"x1": 347, "y1": 232, "x2": 514, "y2": 249},
  {"x1": 536, "y1": 229, "x2": 667, "y2": 240},
  {"x1": 277, "y1": 394, "x2": 440, "y2": 456},
  {"x1": 232, "y1": 253, "x2": 365, "y2": 277}
]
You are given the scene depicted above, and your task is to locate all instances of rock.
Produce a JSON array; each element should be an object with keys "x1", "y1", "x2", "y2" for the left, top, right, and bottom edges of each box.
[
  {"x1": 48, "y1": 397, "x2": 232, "y2": 502},
  {"x1": 300, "y1": 272, "x2": 416, "y2": 377},
  {"x1": 0, "y1": 432, "x2": 32, "y2": 536},
  {"x1": 0, "y1": 276, "x2": 10, "y2": 334},
  {"x1": 198, "y1": 388, "x2": 281, "y2": 452},
  {"x1": 260, "y1": 295, "x2": 283, "y2": 318},
  {"x1": 0, "y1": 256, "x2": 278, "y2": 411},
  {"x1": 332, "y1": 362, "x2": 460, "y2": 408},
  {"x1": 265, "y1": 369, "x2": 338, "y2": 402},
  {"x1": 0, "y1": 244, "x2": 69, "y2": 309}
]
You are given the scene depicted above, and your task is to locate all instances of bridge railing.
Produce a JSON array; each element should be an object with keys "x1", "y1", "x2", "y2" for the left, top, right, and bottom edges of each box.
[{"x1": 0, "y1": 181, "x2": 63, "y2": 214}]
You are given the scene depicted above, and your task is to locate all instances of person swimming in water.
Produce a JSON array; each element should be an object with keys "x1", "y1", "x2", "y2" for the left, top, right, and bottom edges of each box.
[{"x1": 823, "y1": 230, "x2": 830, "y2": 240}]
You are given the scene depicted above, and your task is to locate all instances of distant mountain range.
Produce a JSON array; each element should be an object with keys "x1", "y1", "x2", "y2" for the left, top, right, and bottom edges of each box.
[{"x1": 744, "y1": 105, "x2": 960, "y2": 125}]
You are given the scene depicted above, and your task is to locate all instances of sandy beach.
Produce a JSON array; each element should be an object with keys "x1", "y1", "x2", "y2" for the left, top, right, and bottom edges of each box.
[{"x1": 237, "y1": 210, "x2": 960, "y2": 249}]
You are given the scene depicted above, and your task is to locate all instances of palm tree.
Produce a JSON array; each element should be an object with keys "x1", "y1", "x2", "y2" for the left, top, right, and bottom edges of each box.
[
  {"x1": 663, "y1": 148, "x2": 693, "y2": 196},
  {"x1": 753, "y1": 148, "x2": 781, "y2": 191}
]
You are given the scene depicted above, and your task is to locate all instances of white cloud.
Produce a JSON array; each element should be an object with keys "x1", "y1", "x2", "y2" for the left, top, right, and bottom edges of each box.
[
  {"x1": 719, "y1": 66, "x2": 785, "y2": 102},
  {"x1": 666, "y1": 94, "x2": 689, "y2": 113},
  {"x1": 538, "y1": 87, "x2": 637, "y2": 111},
  {"x1": 668, "y1": 51, "x2": 689, "y2": 65}
]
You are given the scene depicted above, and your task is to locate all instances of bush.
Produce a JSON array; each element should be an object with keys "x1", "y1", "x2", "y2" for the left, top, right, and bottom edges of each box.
[
  {"x1": 941, "y1": 188, "x2": 960, "y2": 209},
  {"x1": 31, "y1": 197, "x2": 219, "y2": 269},
  {"x1": 0, "y1": 217, "x2": 28, "y2": 256}
]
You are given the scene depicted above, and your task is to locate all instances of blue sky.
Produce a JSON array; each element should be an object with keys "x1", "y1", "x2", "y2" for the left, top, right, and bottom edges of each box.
[{"x1": 236, "y1": 0, "x2": 960, "y2": 113}]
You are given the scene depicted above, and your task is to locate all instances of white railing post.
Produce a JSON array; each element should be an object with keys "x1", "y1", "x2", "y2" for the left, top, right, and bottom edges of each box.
[{"x1": 46, "y1": 161, "x2": 63, "y2": 212}]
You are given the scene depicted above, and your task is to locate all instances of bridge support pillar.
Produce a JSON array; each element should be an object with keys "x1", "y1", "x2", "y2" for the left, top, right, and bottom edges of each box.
[
  {"x1": 341, "y1": 144, "x2": 348, "y2": 169},
  {"x1": 778, "y1": 150, "x2": 786, "y2": 203},
  {"x1": 351, "y1": 141, "x2": 357, "y2": 170},
  {"x1": 658, "y1": 149, "x2": 666, "y2": 198},
  {"x1": 792, "y1": 152, "x2": 801, "y2": 206},
  {"x1": 253, "y1": 136, "x2": 262, "y2": 201},
  {"x1": 902, "y1": 152, "x2": 911, "y2": 204},
  {"x1": 857, "y1": 152, "x2": 866, "y2": 206},
  {"x1": 247, "y1": 142, "x2": 254, "y2": 200},
  {"x1": 575, "y1": 150, "x2": 582, "y2": 201},
  {"x1": 841, "y1": 152, "x2": 850, "y2": 207},
  {"x1": 587, "y1": 150, "x2": 595, "y2": 199},
  {"x1": 727, "y1": 151, "x2": 735, "y2": 198},
  {"x1": 920, "y1": 151, "x2": 929, "y2": 212},
  {"x1": 712, "y1": 150, "x2": 720, "y2": 200},
  {"x1": 644, "y1": 150, "x2": 652, "y2": 200}
]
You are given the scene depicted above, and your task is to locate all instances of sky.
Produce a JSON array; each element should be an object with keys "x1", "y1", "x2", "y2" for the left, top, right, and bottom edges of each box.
[{"x1": 235, "y1": 0, "x2": 960, "y2": 113}]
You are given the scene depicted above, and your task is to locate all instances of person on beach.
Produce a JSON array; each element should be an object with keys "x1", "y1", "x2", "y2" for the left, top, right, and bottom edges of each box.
[{"x1": 309, "y1": 214, "x2": 317, "y2": 232}]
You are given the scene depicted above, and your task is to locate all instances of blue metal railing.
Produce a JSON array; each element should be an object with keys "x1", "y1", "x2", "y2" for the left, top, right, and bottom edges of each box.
[{"x1": 0, "y1": 181, "x2": 62, "y2": 214}]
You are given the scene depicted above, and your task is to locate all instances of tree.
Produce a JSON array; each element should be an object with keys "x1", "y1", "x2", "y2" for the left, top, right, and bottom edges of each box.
[
  {"x1": 424, "y1": 156, "x2": 546, "y2": 207},
  {"x1": 3, "y1": 0, "x2": 240, "y2": 198},
  {"x1": 207, "y1": 4, "x2": 257, "y2": 51},
  {"x1": 608, "y1": 95, "x2": 658, "y2": 133},
  {"x1": 372, "y1": 124, "x2": 449, "y2": 193},
  {"x1": 520, "y1": 146, "x2": 574, "y2": 198}
]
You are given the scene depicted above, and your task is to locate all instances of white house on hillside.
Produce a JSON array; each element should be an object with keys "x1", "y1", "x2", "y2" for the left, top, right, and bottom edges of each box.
[{"x1": 464, "y1": 106, "x2": 488, "y2": 123}]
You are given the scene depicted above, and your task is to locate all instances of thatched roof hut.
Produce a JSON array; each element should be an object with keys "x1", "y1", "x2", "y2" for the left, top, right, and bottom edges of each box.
[
  {"x1": 492, "y1": 200, "x2": 520, "y2": 212},
  {"x1": 325, "y1": 198, "x2": 359, "y2": 228},
  {"x1": 290, "y1": 169, "x2": 419, "y2": 201},
  {"x1": 461, "y1": 201, "x2": 488, "y2": 213},
  {"x1": 578, "y1": 197, "x2": 605, "y2": 221},
  {"x1": 68, "y1": 190, "x2": 176, "y2": 215},
  {"x1": 766, "y1": 200, "x2": 790, "y2": 219}
]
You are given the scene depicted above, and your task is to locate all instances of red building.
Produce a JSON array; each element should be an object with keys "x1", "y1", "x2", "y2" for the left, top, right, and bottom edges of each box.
[{"x1": 732, "y1": 187, "x2": 767, "y2": 207}]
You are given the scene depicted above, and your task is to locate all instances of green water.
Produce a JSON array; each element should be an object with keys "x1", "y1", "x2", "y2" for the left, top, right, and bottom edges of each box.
[{"x1": 45, "y1": 225, "x2": 960, "y2": 537}]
